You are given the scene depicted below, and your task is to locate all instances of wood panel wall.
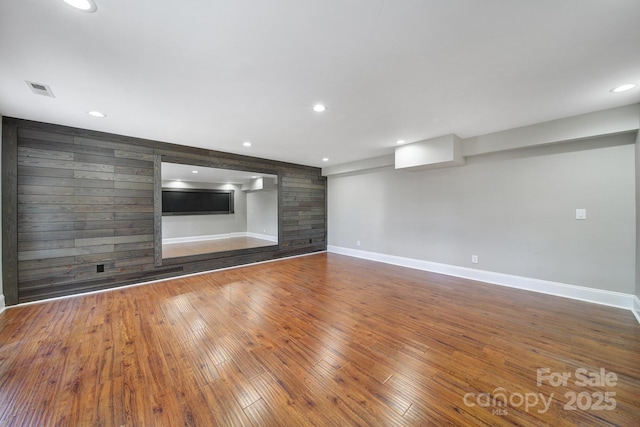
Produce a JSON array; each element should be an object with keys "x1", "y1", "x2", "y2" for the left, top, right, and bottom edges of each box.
[{"x1": 2, "y1": 117, "x2": 327, "y2": 305}]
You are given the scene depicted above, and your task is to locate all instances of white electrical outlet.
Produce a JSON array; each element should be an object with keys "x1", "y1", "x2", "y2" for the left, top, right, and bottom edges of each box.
[
  {"x1": 357, "y1": 240, "x2": 361, "y2": 247},
  {"x1": 471, "y1": 255, "x2": 478, "y2": 264},
  {"x1": 576, "y1": 209, "x2": 586, "y2": 220}
]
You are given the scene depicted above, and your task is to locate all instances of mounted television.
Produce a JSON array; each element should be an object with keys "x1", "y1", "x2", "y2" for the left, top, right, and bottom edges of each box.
[{"x1": 162, "y1": 188, "x2": 234, "y2": 216}]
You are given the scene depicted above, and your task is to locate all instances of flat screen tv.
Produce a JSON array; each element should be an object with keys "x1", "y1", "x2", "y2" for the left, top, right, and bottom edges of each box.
[{"x1": 162, "y1": 188, "x2": 234, "y2": 216}]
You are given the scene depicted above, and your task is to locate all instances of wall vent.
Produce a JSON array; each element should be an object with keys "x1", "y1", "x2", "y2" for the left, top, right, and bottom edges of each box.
[{"x1": 25, "y1": 80, "x2": 55, "y2": 98}]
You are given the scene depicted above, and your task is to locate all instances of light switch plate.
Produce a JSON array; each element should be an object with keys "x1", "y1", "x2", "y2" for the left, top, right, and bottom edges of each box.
[{"x1": 576, "y1": 209, "x2": 586, "y2": 220}]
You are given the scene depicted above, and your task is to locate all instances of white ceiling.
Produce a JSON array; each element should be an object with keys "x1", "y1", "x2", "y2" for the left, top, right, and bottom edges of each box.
[
  {"x1": 1, "y1": 0, "x2": 639, "y2": 168},
  {"x1": 162, "y1": 162, "x2": 276, "y2": 185}
]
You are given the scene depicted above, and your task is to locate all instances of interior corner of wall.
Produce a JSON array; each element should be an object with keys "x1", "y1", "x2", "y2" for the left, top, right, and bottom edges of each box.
[{"x1": 632, "y1": 295, "x2": 640, "y2": 324}]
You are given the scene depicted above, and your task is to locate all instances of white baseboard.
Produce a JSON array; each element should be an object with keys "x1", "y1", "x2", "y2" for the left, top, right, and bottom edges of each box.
[
  {"x1": 229, "y1": 232, "x2": 248, "y2": 239},
  {"x1": 328, "y1": 245, "x2": 639, "y2": 323},
  {"x1": 633, "y1": 296, "x2": 640, "y2": 324},
  {"x1": 163, "y1": 233, "x2": 233, "y2": 244},
  {"x1": 163, "y1": 232, "x2": 276, "y2": 245},
  {"x1": 246, "y1": 232, "x2": 278, "y2": 243}
]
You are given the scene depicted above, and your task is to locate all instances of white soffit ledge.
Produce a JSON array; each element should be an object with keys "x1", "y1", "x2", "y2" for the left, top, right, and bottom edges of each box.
[
  {"x1": 322, "y1": 154, "x2": 394, "y2": 177},
  {"x1": 395, "y1": 134, "x2": 465, "y2": 171},
  {"x1": 323, "y1": 103, "x2": 640, "y2": 177},
  {"x1": 462, "y1": 103, "x2": 640, "y2": 157}
]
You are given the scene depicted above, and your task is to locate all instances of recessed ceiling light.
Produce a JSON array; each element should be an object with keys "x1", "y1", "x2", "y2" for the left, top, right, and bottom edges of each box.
[
  {"x1": 192, "y1": 170, "x2": 198, "y2": 174},
  {"x1": 63, "y1": 0, "x2": 97, "y2": 13},
  {"x1": 322, "y1": 158, "x2": 329, "y2": 162},
  {"x1": 251, "y1": 176, "x2": 258, "y2": 179},
  {"x1": 610, "y1": 83, "x2": 637, "y2": 93},
  {"x1": 396, "y1": 140, "x2": 406, "y2": 145},
  {"x1": 313, "y1": 104, "x2": 326, "y2": 112},
  {"x1": 243, "y1": 141, "x2": 252, "y2": 147},
  {"x1": 88, "y1": 111, "x2": 106, "y2": 118}
]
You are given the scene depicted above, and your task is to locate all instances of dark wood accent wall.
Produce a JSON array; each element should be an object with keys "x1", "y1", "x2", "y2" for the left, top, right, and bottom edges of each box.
[
  {"x1": 2, "y1": 117, "x2": 327, "y2": 305},
  {"x1": 2, "y1": 122, "x2": 19, "y2": 306}
]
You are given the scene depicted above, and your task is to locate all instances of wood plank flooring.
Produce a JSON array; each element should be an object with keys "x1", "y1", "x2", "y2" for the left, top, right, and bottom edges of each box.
[
  {"x1": 162, "y1": 237, "x2": 276, "y2": 259},
  {"x1": 0, "y1": 253, "x2": 638, "y2": 426}
]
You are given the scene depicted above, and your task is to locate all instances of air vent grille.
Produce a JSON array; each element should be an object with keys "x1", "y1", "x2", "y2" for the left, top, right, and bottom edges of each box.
[{"x1": 26, "y1": 80, "x2": 55, "y2": 98}]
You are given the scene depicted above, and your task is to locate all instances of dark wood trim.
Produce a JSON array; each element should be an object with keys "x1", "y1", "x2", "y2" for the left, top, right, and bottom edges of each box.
[
  {"x1": 278, "y1": 171, "x2": 284, "y2": 247},
  {"x1": 153, "y1": 155, "x2": 162, "y2": 267},
  {"x1": 2, "y1": 122, "x2": 19, "y2": 305}
]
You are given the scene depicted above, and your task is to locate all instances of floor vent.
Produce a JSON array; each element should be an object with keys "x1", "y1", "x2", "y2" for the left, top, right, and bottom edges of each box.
[{"x1": 25, "y1": 80, "x2": 55, "y2": 98}]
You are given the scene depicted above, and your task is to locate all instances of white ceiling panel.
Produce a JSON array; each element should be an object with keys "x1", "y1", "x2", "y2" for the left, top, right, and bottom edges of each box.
[{"x1": 1, "y1": 0, "x2": 639, "y2": 167}]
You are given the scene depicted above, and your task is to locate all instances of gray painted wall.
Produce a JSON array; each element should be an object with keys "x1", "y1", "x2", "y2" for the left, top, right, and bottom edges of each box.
[
  {"x1": 636, "y1": 129, "x2": 640, "y2": 299},
  {"x1": 328, "y1": 133, "x2": 636, "y2": 293},
  {"x1": 247, "y1": 189, "x2": 278, "y2": 239},
  {"x1": 0, "y1": 115, "x2": 3, "y2": 302}
]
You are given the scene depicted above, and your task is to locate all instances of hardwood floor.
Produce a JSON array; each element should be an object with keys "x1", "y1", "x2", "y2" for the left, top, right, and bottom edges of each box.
[
  {"x1": 0, "y1": 253, "x2": 638, "y2": 426},
  {"x1": 162, "y1": 236, "x2": 276, "y2": 259}
]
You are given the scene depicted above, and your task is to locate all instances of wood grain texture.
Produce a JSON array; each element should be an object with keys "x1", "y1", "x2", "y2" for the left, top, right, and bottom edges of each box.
[
  {"x1": 163, "y1": 236, "x2": 277, "y2": 259},
  {"x1": 3, "y1": 117, "x2": 327, "y2": 304},
  {"x1": 0, "y1": 253, "x2": 638, "y2": 426},
  {"x1": 2, "y1": 122, "x2": 19, "y2": 305},
  {"x1": 153, "y1": 154, "x2": 162, "y2": 267}
]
